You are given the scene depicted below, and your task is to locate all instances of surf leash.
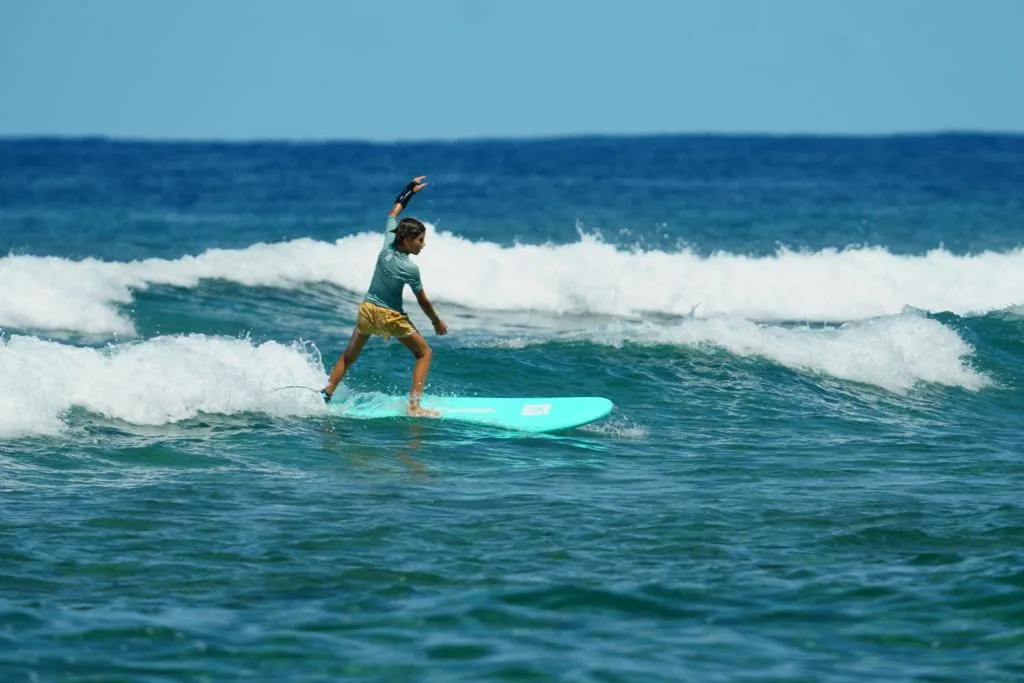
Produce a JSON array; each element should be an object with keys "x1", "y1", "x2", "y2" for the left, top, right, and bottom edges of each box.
[{"x1": 269, "y1": 385, "x2": 320, "y2": 396}]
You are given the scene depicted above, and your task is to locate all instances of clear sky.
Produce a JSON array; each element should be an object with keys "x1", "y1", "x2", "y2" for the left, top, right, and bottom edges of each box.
[{"x1": 1, "y1": 0, "x2": 1022, "y2": 141}]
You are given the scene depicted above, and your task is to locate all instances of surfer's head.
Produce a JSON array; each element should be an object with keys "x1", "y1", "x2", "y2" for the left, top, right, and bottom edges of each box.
[{"x1": 392, "y1": 217, "x2": 427, "y2": 254}]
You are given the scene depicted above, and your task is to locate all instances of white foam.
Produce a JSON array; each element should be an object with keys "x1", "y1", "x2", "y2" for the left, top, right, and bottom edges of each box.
[
  {"x1": 478, "y1": 312, "x2": 989, "y2": 393},
  {"x1": 3, "y1": 232, "x2": 1023, "y2": 336},
  {"x1": 0, "y1": 309, "x2": 990, "y2": 439},
  {"x1": 579, "y1": 417, "x2": 649, "y2": 440},
  {"x1": 0, "y1": 334, "x2": 326, "y2": 438}
]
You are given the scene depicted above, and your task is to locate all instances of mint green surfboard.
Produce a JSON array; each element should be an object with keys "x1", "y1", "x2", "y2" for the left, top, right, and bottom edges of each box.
[{"x1": 327, "y1": 394, "x2": 613, "y2": 433}]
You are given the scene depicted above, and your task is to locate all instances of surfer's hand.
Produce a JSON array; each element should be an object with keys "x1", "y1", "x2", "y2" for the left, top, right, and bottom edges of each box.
[
  {"x1": 433, "y1": 319, "x2": 448, "y2": 336},
  {"x1": 392, "y1": 176, "x2": 428, "y2": 215}
]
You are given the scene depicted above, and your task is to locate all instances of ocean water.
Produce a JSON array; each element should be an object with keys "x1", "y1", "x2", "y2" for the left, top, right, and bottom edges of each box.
[{"x1": 2, "y1": 134, "x2": 1023, "y2": 682}]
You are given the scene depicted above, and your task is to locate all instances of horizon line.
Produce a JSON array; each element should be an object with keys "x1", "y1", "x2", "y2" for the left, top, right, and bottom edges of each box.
[{"x1": 1, "y1": 129, "x2": 1023, "y2": 146}]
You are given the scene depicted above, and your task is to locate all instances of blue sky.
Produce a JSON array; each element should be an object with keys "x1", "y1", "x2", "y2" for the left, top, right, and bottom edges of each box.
[{"x1": 1, "y1": 0, "x2": 1022, "y2": 140}]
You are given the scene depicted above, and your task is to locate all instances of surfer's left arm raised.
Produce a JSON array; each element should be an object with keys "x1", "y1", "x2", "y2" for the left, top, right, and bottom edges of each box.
[{"x1": 384, "y1": 176, "x2": 428, "y2": 238}]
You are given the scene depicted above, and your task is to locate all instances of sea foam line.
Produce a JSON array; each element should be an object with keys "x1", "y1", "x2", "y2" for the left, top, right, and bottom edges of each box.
[
  {"x1": 472, "y1": 311, "x2": 990, "y2": 394},
  {"x1": 0, "y1": 334, "x2": 326, "y2": 438},
  {"x1": 0, "y1": 308, "x2": 989, "y2": 439},
  {"x1": 2, "y1": 232, "x2": 1023, "y2": 336}
]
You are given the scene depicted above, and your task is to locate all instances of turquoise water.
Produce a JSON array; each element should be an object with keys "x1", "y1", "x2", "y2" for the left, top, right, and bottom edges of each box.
[{"x1": 2, "y1": 136, "x2": 1024, "y2": 681}]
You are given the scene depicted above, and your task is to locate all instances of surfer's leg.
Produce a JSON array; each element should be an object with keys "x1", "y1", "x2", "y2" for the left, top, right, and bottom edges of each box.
[
  {"x1": 397, "y1": 332, "x2": 437, "y2": 417},
  {"x1": 322, "y1": 327, "x2": 371, "y2": 400}
]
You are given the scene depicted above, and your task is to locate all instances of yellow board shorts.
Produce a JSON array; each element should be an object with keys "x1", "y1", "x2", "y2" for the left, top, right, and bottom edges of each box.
[{"x1": 356, "y1": 300, "x2": 417, "y2": 340}]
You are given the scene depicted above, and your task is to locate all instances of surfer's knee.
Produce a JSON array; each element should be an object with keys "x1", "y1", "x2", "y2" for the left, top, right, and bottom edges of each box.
[{"x1": 410, "y1": 341, "x2": 431, "y2": 361}]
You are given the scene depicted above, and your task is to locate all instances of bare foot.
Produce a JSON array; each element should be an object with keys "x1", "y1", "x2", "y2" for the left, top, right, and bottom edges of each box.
[{"x1": 407, "y1": 404, "x2": 440, "y2": 418}]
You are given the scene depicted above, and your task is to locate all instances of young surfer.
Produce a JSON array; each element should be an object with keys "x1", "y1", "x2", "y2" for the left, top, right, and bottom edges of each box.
[{"x1": 320, "y1": 176, "x2": 448, "y2": 416}]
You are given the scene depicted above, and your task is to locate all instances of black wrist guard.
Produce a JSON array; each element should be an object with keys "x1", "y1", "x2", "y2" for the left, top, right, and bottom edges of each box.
[{"x1": 393, "y1": 181, "x2": 417, "y2": 209}]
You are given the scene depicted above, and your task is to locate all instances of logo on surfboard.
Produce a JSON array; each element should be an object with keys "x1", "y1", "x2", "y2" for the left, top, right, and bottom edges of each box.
[{"x1": 520, "y1": 403, "x2": 551, "y2": 416}]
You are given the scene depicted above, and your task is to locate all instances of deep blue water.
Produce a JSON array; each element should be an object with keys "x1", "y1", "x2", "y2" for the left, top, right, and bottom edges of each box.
[{"x1": 2, "y1": 135, "x2": 1024, "y2": 681}]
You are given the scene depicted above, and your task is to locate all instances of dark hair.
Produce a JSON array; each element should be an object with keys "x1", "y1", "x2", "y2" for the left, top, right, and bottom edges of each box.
[{"x1": 391, "y1": 217, "x2": 426, "y2": 246}]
